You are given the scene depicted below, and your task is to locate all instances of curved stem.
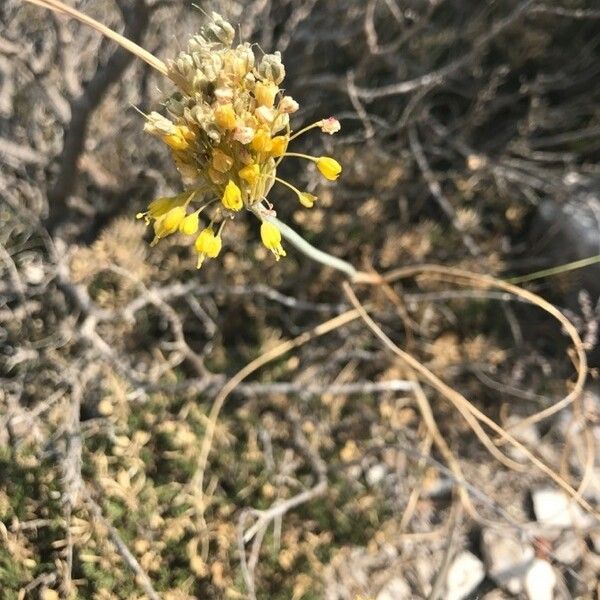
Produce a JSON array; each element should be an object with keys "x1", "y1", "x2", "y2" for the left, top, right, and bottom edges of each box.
[
  {"x1": 274, "y1": 176, "x2": 301, "y2": 196},
  {"x1": 253, "y1": 210, "x2": 357, "y2": 279}
]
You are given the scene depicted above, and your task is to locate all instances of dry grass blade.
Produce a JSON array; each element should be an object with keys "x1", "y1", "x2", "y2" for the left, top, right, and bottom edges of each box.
[
  {"x1": 376, "y1": 265, "x2": 588, "y2": 433},
  {"x1": 22, "y1": 0, "x2": 169, "y2": 77},
  {"x1": 343, "y1": 281, "x2": 598, "y2": 518},
  {"x1": 408, "y1": 374, "x2": 482, "y2": 522},
  {"x1": 190, "y1": 308, "x2": 364, "y2": 502}
]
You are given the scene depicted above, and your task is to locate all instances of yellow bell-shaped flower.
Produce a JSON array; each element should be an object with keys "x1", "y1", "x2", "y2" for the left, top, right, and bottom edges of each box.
[
  {"x1": 179, "y1": 211, "x2": 200, "y2": 235},
  {"x1": 260, "y1": 221, "x2": 286, "y2": 260},
  {"x1": 195, "y1": 228, "x2": 222, "y2": 268}
]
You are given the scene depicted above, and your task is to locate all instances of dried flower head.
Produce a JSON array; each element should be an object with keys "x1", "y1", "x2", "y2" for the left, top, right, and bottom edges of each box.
[{"x1": 138, "y1": 12, "x2": 341, "y2": 267}]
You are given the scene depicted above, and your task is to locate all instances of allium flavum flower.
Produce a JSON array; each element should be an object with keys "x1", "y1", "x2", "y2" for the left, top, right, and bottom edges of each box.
[{"x1": 137, "y1": 12, "x2": 341, "y2": 268}]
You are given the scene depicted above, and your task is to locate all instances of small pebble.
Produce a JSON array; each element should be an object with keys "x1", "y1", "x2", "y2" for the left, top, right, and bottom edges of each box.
[
  {"x1": 532, "y1": 488, "x2": 573, "y2": 529},
  {"x1": 482, "y1": 528, "x2": 534, "y2": 594},
  {"x1": 376, "y1": 577, "x2": 412, "y2": 600},
  {"x1": 446, "y1": 550, "x2": 485, "y2": 600},
  {"x1": 524, "y1": 559, "x2": 556, "y2": 600},
  {"x1": 366, "y1": 464, "x2": 387, "y2": 487}
]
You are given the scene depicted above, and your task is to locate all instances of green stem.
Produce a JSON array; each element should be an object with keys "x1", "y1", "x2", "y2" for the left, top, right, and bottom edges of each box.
[{"x1": 256, "y1": 211, "x2": 357, "y2": 279}]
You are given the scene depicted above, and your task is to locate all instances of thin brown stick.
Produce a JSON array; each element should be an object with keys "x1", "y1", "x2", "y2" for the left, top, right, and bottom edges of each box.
[
  {"x1": 368, "y1": 265, "x2": 594, "y2": 501},
  {"x1": 408, "y1": 373, "x2": 482, "y2": 522},
  {"x1": 399, "y1": 428, "x2": 433, "y2": 531}
]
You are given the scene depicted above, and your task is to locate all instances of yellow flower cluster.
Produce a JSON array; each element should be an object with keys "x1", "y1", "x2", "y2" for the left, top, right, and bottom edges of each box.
[{"x1": 138, "y1": 12, "x2": 342, "y2": 267}]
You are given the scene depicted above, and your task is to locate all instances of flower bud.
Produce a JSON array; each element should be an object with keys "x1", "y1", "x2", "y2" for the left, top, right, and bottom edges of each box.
[
  {"x1": 272, "y1": 113, "x2": 290, "y2": 134},
  {"x1": 195, "y1": 228, "x2": 222, "y2": 268},
  {"x1": 162, "y1": 206, "x2": 187, "y2": 233},
  {"x1": 320, "y1": 117, "x2": 341, "y2": 135},
  {"x1": 214, "y1": 104, "x2": 236, "y2": 131},
  {"x1": 298, "y1": 192, "x2": 317, "y2": 208},
  {"x1": 202, "y1": 12, "x2": 235, "y2": 46},
  {"x1": 258, "y1": 52, "x2": 285, "y2": 84},
  {"x1": 278, "y1": 96, "x2": 299, "y2": 114},
  {"x1": 270, "y1": 136, "x2": 287, "y2": 157},
  {"x1": 233, "y1": 126, "x2": 255, "y2": 145},
  {"x1": 316, "y1": 156, "x2": 342, "y2": 180},
  {"x1": 144, "y1": 112, "x2": 176, "y2": 136},
  {"x1": 255, "y1": 106, "x2": 275, "y2": 124},
  {"x1": 214, "y1": 87, "x2": 234, "y2": 103},
  {"x1": 250, "y1": 130, "x2": 273, "y2": 153}
]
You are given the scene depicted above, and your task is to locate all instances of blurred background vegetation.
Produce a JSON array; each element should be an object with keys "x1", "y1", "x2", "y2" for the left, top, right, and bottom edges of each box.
[{"x1": 1, "y1": 0, "x2": 600, "y2": 598}]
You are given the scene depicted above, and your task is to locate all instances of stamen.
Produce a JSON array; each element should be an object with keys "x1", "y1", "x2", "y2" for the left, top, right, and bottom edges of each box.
[
  {"x1": 283, "y1": 152, "x2": 317, "y2": 162},
  {"x1": 288, "y1": 122, "x2": 323, "y2": 141}
]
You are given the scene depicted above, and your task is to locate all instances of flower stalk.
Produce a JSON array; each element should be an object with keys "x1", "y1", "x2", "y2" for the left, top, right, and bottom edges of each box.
[
  {"x1": 256, "y1": 211, "x2": 357, "y2": 279},
  {"x1": 23, "y1": 3, "x2": 347, "y2": 274}
]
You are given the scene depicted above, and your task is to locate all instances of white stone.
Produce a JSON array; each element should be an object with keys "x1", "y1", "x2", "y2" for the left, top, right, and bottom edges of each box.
[
  {"x1": 446, "y1": 551, "x2": 485, "y2": 600},
  {"x1": 524, "y1": 559, "x2": 556, "y2": 600},
  {"x1": 482, "y1": 528, "x2": 534, "y2": 594},
  {"x1": 532, "y1": 489, "x2": 573, "y2": 528},
  {"x1": 376, "y1": 577, "x2": 412, "y2": 600},
  {"x1": 366, "y1": 464, "x2": 387, "y2": 487},
  {"x1": 23, "y1": 261, "x2": 45, "y2": 285}
]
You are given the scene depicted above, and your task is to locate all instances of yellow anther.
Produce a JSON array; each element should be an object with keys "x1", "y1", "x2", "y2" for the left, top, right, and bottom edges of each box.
[
  {"x1": 195, "y1": 228, "x2": 222, "y2": 268},
  {"x1": 164, "y1": 125, "x2": 194, "y2": 151},
  {"x1": 254, "y1": 82, "x2": 279, "y2": 108},
  {"x1": 298, "y1": 192, "x2": 317, "y2": 208}
]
